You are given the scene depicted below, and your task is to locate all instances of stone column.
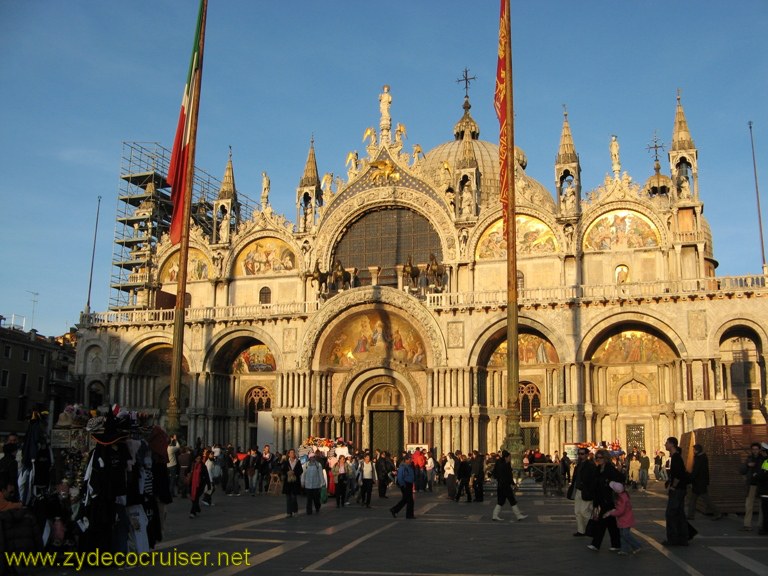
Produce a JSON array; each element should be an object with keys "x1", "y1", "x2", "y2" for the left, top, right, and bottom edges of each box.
[
  {"x1": 395, "y1": 265, "x2": 404, "y2": 291},
  {"x1": 368, "y1": 266, "x2": 381, "y2": 286}
]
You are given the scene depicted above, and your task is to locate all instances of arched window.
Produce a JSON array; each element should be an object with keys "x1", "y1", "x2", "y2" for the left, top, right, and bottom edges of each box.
[
  {"x1": 246, "y1": 386, "x2": 272, "y2": 423},
  {"x1": 519, "y1": 383, "x2": 541, "y2": 423},
  {"x1": 259, "y1": 287, "x2": 271, "y2": 305},
  {"x1": 516, "y1": 270, "x2": 525, "y2": 291}
]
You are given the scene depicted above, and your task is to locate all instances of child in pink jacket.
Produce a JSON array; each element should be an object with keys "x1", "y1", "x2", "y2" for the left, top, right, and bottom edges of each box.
[{"x1": 602, "y1": 481, "x2": 642, "y2": 555}]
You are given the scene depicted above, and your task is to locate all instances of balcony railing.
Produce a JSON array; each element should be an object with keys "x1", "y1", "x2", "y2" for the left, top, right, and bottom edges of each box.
[{"x1": 80, "y1": 274, "x2": 768, "y2": 327}]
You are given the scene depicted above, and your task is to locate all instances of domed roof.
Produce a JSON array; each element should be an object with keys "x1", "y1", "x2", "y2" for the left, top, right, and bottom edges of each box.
[
  {"x1": 422, "y1": 98, "x2": 555, "y2": 214},
  {"x1": 642, "y1": 160, "x2": 673, "y2": 197}
]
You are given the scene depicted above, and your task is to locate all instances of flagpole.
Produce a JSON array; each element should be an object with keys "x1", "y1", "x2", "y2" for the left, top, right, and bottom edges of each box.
[
  {"x1": 748, "y1": 121, "x2": 766, "y2": 274},
  {"x1": 501, "y1": 0, "x2": 523, "y2": 469},
  {"x1": 168, "y1": 0, "x2": 208, "y2": 436}
]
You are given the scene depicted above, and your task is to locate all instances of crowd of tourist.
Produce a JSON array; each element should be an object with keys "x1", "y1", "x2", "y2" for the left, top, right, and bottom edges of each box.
[{"x1": 4, "y1": 421, "x2": 768, "y2": 565}]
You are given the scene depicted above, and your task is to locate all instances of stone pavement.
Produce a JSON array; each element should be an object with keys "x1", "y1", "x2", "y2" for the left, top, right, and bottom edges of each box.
[{"x1": 57, "y1": 479, "x2": 768, "y2": 576}]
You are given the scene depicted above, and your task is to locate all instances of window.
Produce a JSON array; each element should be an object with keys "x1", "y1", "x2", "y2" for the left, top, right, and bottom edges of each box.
[
  {"x1": 0, "y1": 398, "x2": 7, "y2": 420},
  {"x1": 259, "y1": 287, "x2": 271, "y2": 305},
  {"x1": 16, "y1": 397, "x2": 27, "y2": 421},
  {"x1": 747, "y1": 389, "x2": 762, "y2": 410},
  {"x1": 19, "y1": 373, "x2": 28, "y2": 395},
  {"x1": 0, "y1": 370, "x2": 8, "y2": 387},
  {"x1": 37, "y1": 376, "x2": 44, "y2": 392},
  {"x1": 3, "y1": 345, "x2": 10, "y2": 359},
  {"x1": 39, "y1": 352, "x2": 46, "y2": 366},
  {"x1": 23, "y1": 348, "x2": 30, "y2": 362}
]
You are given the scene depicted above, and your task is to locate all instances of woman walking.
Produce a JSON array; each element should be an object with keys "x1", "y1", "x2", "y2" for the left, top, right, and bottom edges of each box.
[
  {"x1": 282, "y1": 449, "x2": 303, "y2": 517},
  {"x1": 492, "y1": 450, "x2": 528, "y2": 521},
  {"x1": 189, "y1": 449, "x2": 211, "y2": 519}
]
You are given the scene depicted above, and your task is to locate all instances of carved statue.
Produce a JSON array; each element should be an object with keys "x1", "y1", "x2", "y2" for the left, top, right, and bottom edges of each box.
[
  {"x1": 461, "y1": 184, "x2": 474, "y2": 217},
  {"x1": 345, "y1": 150, "x2": 359, "y2": 172},
  {"x1": 610, "y1": 135, "x2": 621, "y2": 175},
  {"x1": 395, "y1": 122, "x2": 407, "y2": 143},
  {"x1": 412, "y1": 144, "x2": 424, "y2": 166},
  {"x1": 363, "y1": 126, "x2": 377, "y2": 148},
  {"x1": 379, "y1": 85, "x2": 392, "y2": 131},
  {"x1": 321, "y1": 172, "x2": 334, "y2": 194},
  {"x1": 403, "y1": 255, "x2": 420, "y2": 290},
  {"x1": 561, "y1": 180, "x2": 576, "y2": 212},
  {"x1": 261, "y1": 171, "x2": 270, "y2": 206}
]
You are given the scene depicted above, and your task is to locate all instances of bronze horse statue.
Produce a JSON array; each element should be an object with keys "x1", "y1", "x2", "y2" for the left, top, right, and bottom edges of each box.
[
  {"x1": 426, "y1": 253, "x2": 445, "y2": 289},
  {"x1": 331, "y1": 259, "x2": 352, "y2": 290},
  {"x1": 308, "y1": 260, "x2": 330, "y2": 294},
  {"x1": 403, "y1": 255, "x2": 420, "y2": 290}
]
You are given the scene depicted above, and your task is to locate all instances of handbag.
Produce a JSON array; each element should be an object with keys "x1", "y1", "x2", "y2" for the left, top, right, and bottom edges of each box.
[
  {"x1": 320, "y1": 485, "x2": 328, "y2": 504},
  {"x1": 566, "y1": 483, "x2": 575, "y2": 500},
  {"x1": 584, "y1": 518, "x2": 596, "y2": 537}
]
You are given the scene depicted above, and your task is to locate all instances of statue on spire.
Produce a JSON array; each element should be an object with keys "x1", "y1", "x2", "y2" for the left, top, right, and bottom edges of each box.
[
  {"x1": 379, "y1": 85, "x2": 392, "y2": 144},
  {"x1": 610, "y1": 135, "x2": 621, "y2": 178}
]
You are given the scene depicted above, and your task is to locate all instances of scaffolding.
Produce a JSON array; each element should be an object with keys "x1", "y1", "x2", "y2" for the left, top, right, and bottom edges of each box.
[{"x1": 110, "y1": 141, "x2": 254, "y2": 311}]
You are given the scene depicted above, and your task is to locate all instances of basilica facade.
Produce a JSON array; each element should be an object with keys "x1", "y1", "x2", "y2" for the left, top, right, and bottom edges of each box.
[{"x1": 75, "y1": 87, "x2": 768, "y2": 457}]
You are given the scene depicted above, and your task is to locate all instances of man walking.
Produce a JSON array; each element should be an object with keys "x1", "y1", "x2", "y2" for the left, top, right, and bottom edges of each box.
[
  {"x1": 570, "y1": 448, "x2": 596, "y2": 536},
  {"x1": 390, "y1": 453, "x2": 415, "y2": 519}
]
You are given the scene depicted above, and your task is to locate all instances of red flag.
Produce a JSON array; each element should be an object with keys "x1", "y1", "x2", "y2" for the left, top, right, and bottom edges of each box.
[
  {"x1": 167, "y1": 0, "x2": 206, "y2": 245},
  {"x1": 494, "y1": 0, "x2": 511, "y2": 237}
]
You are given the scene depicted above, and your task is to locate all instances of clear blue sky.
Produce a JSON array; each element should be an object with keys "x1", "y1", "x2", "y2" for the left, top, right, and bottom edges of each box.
[{"x1": 0, "y1": 1, "x2": 766, "y2": 337}]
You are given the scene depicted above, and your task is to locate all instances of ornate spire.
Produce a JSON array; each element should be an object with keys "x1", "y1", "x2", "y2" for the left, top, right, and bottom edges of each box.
[
  {"x1": 556, "y1": 107, "x2": 578, "y2": 165},
  {"x1": 299, "y1": 137, "x2": 320, "y2": 188},
  {"x1": 453, "y1": 96, "x2": 479, "y2": 141},
  {"x1": 671, "y1": 90, "x2": 695, "y2": 151},
  {"x1": 218, "y1": 147, "x2": 237, "y2": 200}
]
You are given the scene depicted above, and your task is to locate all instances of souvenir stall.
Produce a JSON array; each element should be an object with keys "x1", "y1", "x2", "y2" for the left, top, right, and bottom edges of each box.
[{"x1": 44, "y1": 405, "x2": 172, "y2": 556}]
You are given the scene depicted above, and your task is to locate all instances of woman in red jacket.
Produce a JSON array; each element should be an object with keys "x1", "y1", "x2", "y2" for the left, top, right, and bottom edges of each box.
[{"x1": 189, "y1": 449, "x2": 211, "y2": 519}]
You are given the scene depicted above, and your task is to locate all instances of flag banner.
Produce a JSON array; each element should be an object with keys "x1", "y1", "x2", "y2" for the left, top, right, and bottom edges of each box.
[
  {"x1": 494, "y1": 0, "x2": 511, "y2": 237},
  {"x1": 167, "y1": 0, "x2": 206, "y2": 245}
]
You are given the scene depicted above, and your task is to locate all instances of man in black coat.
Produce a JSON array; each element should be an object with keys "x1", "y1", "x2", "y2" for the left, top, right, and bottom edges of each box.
[
  {"x1": 687, "y1": 444, "x2": 722, "y2": 520},
  {"x1": 663, "y1": 436, "x2": 690, "y2": 546},
  {"x1": 570, "y1": 448, "x2": 596, "y2": 536}
]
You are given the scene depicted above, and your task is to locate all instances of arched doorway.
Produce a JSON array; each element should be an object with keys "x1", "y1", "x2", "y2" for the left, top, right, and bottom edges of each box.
[
  {"x1": 245, "y1": 386, "x2": 274, "y2": 450},
  {"x1": 367, "y1": 383, "x2": 404, "y2": 455}
]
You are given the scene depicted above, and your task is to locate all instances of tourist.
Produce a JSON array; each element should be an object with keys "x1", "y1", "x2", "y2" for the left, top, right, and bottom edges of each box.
[
  {"x1": 358, "y1": 453, "x2": 376, "y2": 508},
  {"x1": 491, "y1": 450, "x2": 528, "y2": 521},
  {"x1": 687, "y1": 444, "x2": 722, "y2": 520},
  {"x1": 570, "y1": 448, "x2": 596, "y2": 536},
  {"x1": 302, "y1": 452, "x2": 325, "y2": 515},
  {"x1": 587, "y1": 449, "x2": 622, "y2": 552},
  {"x1": 332, "y1": 455, "x2": 353, "y2": 508},
  {"x1": 282, "y1": 448, "x2": 303, "y2": 517},
  {"x1": 390, "y1": 453, "x2": 415, "y2": 519},
  {"x1": 662, "y1": 437, "x2": 689, "y2": 546},
  {"x1": 740, "y1": 442, "x2": 764, "y2": 531},
  {"x1": 376, "y1": 451, "x2": 393, "y2": 498},
  {"x1": 188, "y1": 450, "x2": 211, "y2": 519},
  {"x1": 601, "y1": 481, "x2": 642, "y2": 555}
]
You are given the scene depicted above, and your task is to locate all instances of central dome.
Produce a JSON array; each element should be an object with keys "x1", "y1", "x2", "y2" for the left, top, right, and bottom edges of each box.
[{"x1": 421, "y1": 97, "x2": 555, "y2": 214}]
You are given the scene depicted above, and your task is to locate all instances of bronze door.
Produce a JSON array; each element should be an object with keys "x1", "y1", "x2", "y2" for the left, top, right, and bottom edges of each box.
[{"x1": 370, "y1": 410, "x2": 403, "y2": 455}]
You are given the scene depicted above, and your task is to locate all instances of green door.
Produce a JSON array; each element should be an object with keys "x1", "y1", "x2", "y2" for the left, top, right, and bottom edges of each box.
[{"x1": 370, "y1": 410, "x2": 404, "y2": 455}]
